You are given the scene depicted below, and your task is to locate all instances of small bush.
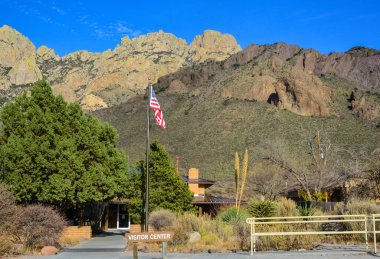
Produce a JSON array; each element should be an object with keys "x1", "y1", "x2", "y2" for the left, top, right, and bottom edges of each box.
[
  {"x1": 14, "y1": 204, "x2": 67, "y2": 249},
  {"x1": 207, "y1": 218, "x2": 234, "y2": 242},
  {"x1": 0, "y1": 184, "x2": 18, "y2": 231},
  {"x1": 0, "y1": 184, "x2": 19, "y2": 256},
  {"x1": 277, "y1": 198, "x2": 299, "y2": 217},
  {"x1": 218, "y1": 207, "x2": 249, "y2": 223},
  {"x1": 169, "y1": 226, "x2": 189, "y2": 246},
  {"x1": 298, "y1": 206, "x2": 316, "y2": 217},
  {"x1": 0, "y1": 235, "x2": 15, "y2": 256},
  {"x1": 232, "y1": 219, "x2": 250, "y2": 250},
  {"x1": 176, "y1": 212, "x2": 201, "y2": 232},
  {"x1": 149, "y1": 209, "x2": 176, "y2": 231},
  {"x1": 201, "y1": 232, "x2": 220, "y2": 245},
  {"x1": 334, "y1": 200, "x2": 380, "y2": 215},
  {"x1": 248, "y1": 200, "x2": 278, "y2": 218}
]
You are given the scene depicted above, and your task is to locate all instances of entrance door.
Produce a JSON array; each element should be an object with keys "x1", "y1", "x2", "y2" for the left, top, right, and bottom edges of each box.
[
  {"x1": 108, "y1": 204, "x2": 118, "y2": 229},
  {"x1": 118, "y1": 204, "x2": 129, "y2": 229}
]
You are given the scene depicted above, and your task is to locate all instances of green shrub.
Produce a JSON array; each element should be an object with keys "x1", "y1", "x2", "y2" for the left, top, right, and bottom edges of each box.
[
  {"x1": 298, "y1": 206, "x2": 316, "y2": 217},
  {"x1": 248, "y1": 200, "x2": 278, "y2": 218},
  {"x1": 218, "y1": 207, "x2": 249, "y2": 223},
  {"x1": 148, "y1": 209, "x2": 176, "y2": 231}
]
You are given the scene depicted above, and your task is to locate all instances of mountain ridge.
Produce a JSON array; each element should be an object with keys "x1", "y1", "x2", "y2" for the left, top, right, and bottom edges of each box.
[
  {"x1": 0, "y1": 25, "x2": 241, "y2": 110},
  {"x1": 1, "y1": 25, "x2": 380, "y2": 113}
]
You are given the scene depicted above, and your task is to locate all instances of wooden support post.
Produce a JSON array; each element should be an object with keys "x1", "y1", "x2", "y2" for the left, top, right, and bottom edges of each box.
[
  {"x1": 133, "y1": 243, "x2": 138, "y2": 259},
  {"x1": 373, "y1": 215, "x2": 377, "y2": 254},
  {"x1": 162, "y1": 241, "x2": 167, "y2": 259},
  {"x1": 104, "y1": 206, "x2": 109, "y2": 231}
]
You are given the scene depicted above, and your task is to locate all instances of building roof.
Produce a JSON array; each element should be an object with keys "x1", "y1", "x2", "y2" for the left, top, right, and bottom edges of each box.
[
  {"x1": 282, "y1": 177, "x2": 342, "y2": 194},
  {"x1": 182, "y1": 175, "x2": 215, "y2": 186},
  {"x1": 192, "y1": 195, "x2": 237, "y2": 204}
]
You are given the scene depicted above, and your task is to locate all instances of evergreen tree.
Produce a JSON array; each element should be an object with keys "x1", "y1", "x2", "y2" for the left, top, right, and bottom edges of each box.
[
  {"x1": 129, "y1": 141, "x2": 194, "y2": 223},
  {"x1": 0, "y1": 81, "x2": 129, "y2": 211}
]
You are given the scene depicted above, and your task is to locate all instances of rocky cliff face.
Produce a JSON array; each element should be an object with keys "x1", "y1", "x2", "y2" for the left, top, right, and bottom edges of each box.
[
  {"x1": 0, "y1": 26, "x2": 241, "y2": 110},
  {"x1": 0, "y1": 25, "x2": 379, "y2": 117},
  {"x1": 0, "y1": 25, "x2": 42, "y2": 103},
  {"x1": 156, "y1": 42, "x2": 380, "y2": 117},
  {"x1": 157, "y1": 43, "x2": 331, "y2": 116}
]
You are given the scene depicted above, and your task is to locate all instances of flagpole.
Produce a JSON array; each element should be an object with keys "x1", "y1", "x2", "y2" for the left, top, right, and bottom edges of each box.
[{"x1": 145, "y1": 84, "x2": 151, "y2": 232}]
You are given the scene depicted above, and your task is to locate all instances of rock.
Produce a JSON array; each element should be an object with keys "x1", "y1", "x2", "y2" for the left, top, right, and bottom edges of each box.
[
  {"x1": 315, "y1": 48, "x2": 380, "y2": 93},
  {"x1": 41, "y1": 246, "x2": 59, "y2": 256},
  {"x1": 350, "y1": 90, "x2": 380, "y2": 120},
  {"x1": 274, "y1": 68, "x2": 331, "y2": 116},
  {"x1": 187, "y1": 231, "x2": 201, "y2": 244},
  {"x1": 167, "y1": 79, "x2": 188, "y2": 94},
  {"x1": 12, "y1": 243, "x2": 24, "y2": 254},
  {"x1": 221, "y1": 64, "x2": 331, "y2": 116},
  {"x1": 34, "y1": 29, "x2": 240, "y2": 110},
  {"x1": 80, "y1": 94, "x2": 109, "y2": 111},
  {"x1": 37, "y1": 46, "x2": 60, "y2": 62},
  {"x1": 0, "y1": 25, "x2": 42, "y2": 90},
  {"x1": 189, "y1": 30, "x2": 241, "y2": 62}
]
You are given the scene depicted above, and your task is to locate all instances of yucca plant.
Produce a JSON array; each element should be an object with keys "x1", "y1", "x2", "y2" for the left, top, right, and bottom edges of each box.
[
  {"x1": 235, "y1": 152, "x2": 240, "y2": 210},
  {"x1": 298, "y1": 206, "x2": 316, "y2": 217},
  {"x1": 248, "y1": 200, "x2": 278, "y2": 218},
  {"x1": 237, "y1": 149, "x2": 249, "y2": 213},
  {"x1": 218, "y1": 207, "x2": 249, "y2": 223}
]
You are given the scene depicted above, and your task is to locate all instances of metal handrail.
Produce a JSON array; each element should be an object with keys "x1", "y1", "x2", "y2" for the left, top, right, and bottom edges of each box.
[
  {"x1": 246, "y1": 214, "x2": 369, "y2": 256},
  {"x1": 371, "y1": 214, "x2": 380, "y2": 254}
]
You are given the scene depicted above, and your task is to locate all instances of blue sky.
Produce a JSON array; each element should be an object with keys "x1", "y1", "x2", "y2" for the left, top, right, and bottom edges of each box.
[{"x1": 1, "y1": 0, "x2": 379, "y2": 56}]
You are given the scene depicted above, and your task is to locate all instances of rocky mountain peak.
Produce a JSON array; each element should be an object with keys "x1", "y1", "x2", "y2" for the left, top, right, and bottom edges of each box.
[
  {"x1": 119, "y1": 30, "x2": 188, "y2": 53},
  {"x1": 1, "y1": 25, "x2": 379, "y2": 116},
  {"x1": 346, "y1": 46, "x2": 380, "y2": 57},
  {"x1": 37, "y1": 46, "x2": 60, "y2": 62},
  {"x1": 189, "y1": 30, "x2": 242, "y2": 62},
  {"x1": 0, "y1": 26, "x2": 239, "y2": 110},
  {"x1": 0, "y1": 25, "x2": 42, "y2": 92}
]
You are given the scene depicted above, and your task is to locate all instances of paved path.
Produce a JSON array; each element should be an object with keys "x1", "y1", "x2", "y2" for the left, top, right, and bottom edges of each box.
[
  {"x1": 22, "y1": 232, "x2": 127, "y2": 259},
  {"x1": 20, "y1": 233, "x2": 379, "y2": 259}
]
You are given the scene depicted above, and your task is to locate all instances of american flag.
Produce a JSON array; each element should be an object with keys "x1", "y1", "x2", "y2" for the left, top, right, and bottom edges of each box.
[{"x1": 149, "y1": 87, "x2": 166, "y2": 129}]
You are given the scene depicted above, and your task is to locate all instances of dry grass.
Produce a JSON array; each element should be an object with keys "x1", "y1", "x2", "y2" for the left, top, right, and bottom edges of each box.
[
  {"x1": 277, "y1": 198, "x2": 299, "y2": 217},
  {"x1": 132, "y1": 200, "x2": 380, "y2": 253},
  {"x1": 334, "y1": 200, "x2": 380, "y2": 215}
]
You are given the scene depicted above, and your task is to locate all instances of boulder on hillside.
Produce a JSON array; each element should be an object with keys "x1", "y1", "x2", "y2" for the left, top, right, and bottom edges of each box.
[{"x1": 187, "y1": 231, "x2": 201, "y2": 244}]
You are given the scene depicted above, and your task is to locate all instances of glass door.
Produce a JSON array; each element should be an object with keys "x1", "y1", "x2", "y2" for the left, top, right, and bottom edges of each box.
[{"x1": 118, "y1": 204, "x2": 129, "y2": 229}]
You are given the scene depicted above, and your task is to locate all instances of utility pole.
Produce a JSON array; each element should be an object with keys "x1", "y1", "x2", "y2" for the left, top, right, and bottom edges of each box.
[
  {"x1": 316, "y1": 130, "x2": 321, "y2": 166},
  {"x1": 175, "y1": 156, "x2": 179, "y2": 174}
]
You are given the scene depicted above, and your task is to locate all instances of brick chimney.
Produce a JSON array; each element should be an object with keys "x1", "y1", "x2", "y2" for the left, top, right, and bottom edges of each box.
[
  {"x1": 188, "y1": 168, "x2": 204, "y2": 197},
  {"x1": 188, "y1": 168, "x2": 199, "y2": 180}
]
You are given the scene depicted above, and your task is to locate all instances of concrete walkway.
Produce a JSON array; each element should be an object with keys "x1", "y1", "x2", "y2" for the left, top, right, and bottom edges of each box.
[
  {"x1": 20, "y1": 233, "x2": 378, "y2": 259},
  {"x1": 22, "y1": 231, "x2": 127, "y2": 259}
]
